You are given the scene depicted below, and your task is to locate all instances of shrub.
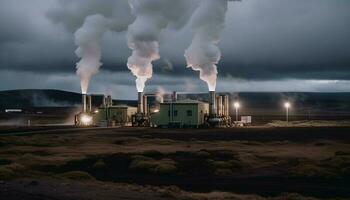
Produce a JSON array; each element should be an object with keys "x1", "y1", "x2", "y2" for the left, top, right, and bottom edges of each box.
[
  {"x1": 208, "y1": 159, "x2": 243, "y2": 173},
  {"x1": 193, "y1": 150, "x2": 211, "y2": 158},
  {"x1": 290, "y1": 163, "x2": 337, "y2": 178},
  {"x1": 59, "y1": 171, "x2": 95, "y2": 181},
  {"x1": 92, "y1": 159, "x2": 106, "y2": 169},
  {"x1": 129, "y1": 156, "x2": 177, "y2": 175},
  {"x1": 335, "y1": 151, "x2": 350, "y2": 156},
  {"x1": 215, "y1": 168, "x2": 233, "y2": 176},
  {"x1": 0, "y1": 167, "x2": 14, "y2": 180},
  {"x1": 0, "y1": 163, "x2": 26, "y2": 180}
]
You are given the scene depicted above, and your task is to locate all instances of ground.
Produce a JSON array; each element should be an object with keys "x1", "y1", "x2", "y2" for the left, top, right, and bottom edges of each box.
[{"x1": 0, "y1": 124, "x2": 349, "y2": 200}]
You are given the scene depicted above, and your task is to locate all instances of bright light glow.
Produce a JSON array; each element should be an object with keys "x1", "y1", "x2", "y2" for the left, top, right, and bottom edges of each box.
[
  {"x1": 284, "y1": 102, "x2": 291, "y2": 108},
  {"x1": 94, "y1": 110, "x2": 99, "y2": 113},
  {"x1": 234, "y1": 102, "x2": 240, "y2": 109},
  {"x1": 153, "y1": 109, "x2": 160, "y2": 113},
  {"x1": 80, "y1": 114, "x2": 93, "y2": 125}
]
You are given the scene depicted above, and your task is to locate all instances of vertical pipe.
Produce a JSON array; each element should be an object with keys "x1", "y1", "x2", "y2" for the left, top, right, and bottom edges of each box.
[
  {"x1": 209, "y1": 91, "x2": 216, "y2": 116},
  {"x1": 143, "y1": 95, "x2": 148, "y2": 115},
  {"x1": 106, "y1": 95, "x2": 112, "y2": 107},
  {"x1": 227, "y1": 95, "x2": 230, "y2": 116},
  {"x1": 172, "y1": 91, "x2": 177, "y2": 102},
  {"x1": 87, "y1": 95, "x2": 92, "y2": 112},
  {"x1": 217, "y1": 96, "x2": 223, "y2": 116},
  {"x1": 222, "y1": 95, "x2": 227, "y2": 116},
  {"x1": 138, "y1": 92, "x2": 143, "y2": 113},
  {"x1": 82, "y1": 94, "x2": 87, "y2": 113},
  {"x1": 103, "y1": 95, "x2": 107, "y2": 107}
]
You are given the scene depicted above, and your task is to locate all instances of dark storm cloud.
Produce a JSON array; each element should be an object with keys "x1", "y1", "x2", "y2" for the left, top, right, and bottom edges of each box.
[{"x1": 0, "y1": 0, "x2": 349, "y2": 87}]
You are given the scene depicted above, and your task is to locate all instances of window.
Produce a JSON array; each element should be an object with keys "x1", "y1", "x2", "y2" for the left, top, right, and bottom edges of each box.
[
  {"x1": 168, "y1": 110, "x2": 170, "y2": 116},
  {"x1": 174, "y1": 110, "x2": 178, "y2": 117},
  {"x1": 187, "y1": 110, "x2": 192, "y2": 116}
]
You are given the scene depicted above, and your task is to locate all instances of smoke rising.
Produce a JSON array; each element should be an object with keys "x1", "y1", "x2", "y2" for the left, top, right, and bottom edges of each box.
[
  {"x1": 185, "y1": 0, "x2": 233, "y2": 91},
  {"x1": 127, "y1": 0, "x2": 196, "y2": 92},
  {"x1": 47, "y1": 0, "x2": 134, "y2": 32},
  {"x1": 75, "y1": 14, "x2": 110, "y2": 94},
  {"x1": 48, "y1": 0, "x2": 134, "y2": 94}
]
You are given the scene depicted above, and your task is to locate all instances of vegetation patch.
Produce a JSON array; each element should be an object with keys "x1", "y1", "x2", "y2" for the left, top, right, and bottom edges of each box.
[
  {"x1": 129, "y1": 155, "x2": 177, "y2": 175},
  {"x1": 92, "y1": 159, "x2": 106, "y2": 169},
  {"x1": 290, "y1": 163, "x2": 337, "y2": 178},
  {"x1": 0, "y1": 163, "x2": 26, "y2": 180},
  {"x1": 193, "y1": 150, "x2": 211, "y2": 158},
  {"x1": 59, "y1": 171, "x2": 95, "y2": 181},
  {"x1": 207, "y1": 159, "x2": 243, "y2": 175}
]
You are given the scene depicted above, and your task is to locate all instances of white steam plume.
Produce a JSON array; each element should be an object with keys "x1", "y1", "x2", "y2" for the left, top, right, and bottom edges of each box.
[
  {"x1": 127, "y1": 0, "x2": 196, "y2": 92},
  {"x1": 75, "y1": 14, "x2": 110, "y2": 94},
  {"x1": 185, "y1": 0, "x2": 233, "y2": 91},
  {"x1": 47, "y1": 0, "x2": 134, "y2": 32}
]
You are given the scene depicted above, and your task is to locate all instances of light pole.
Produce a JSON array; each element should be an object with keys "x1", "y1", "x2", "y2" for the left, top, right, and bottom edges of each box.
[
  {"x1": 284, "y1": 102, "x2": 291, "y2": 123},
  {"x1": 234, "y1": 102, "x2": 240, "y2": 122}
]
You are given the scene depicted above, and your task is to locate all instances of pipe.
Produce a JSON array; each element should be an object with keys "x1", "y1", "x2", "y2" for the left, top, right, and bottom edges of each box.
[
  {"x1": 87, "y1": 95, "x2": 92, "y2": 112},
  {"x1": 222, "y1": 95, "x2": 229, "y2": 116},
  {"x1": 172, "y1": 91, "x2": 177, "y2": 102},
  {"x1": 216, "y1": 96, "x2": 223, "y2": 116},
  {"x1": 138, "y1": 92, "x2": 143, "y2": 113},
  {"x1": 209, "y1": 91, "x2": 216, "y2": 116},
  {"x1": 107, "y1": 95, "x2": 113, "y2": 107},
  {"x1": 143, "y1": 95, "x2": 148, "y2": 115},
  {"x1": 82, "y1": 94, "x2": 87, "y2": 113}
]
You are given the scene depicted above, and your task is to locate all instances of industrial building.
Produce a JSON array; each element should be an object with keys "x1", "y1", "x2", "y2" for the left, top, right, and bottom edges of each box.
[
  {"x1": 151, "y1": 99, "x2": 209, "y2": 128},
  {"x1": 94, "y1": 106, "x2": 137, "y2": 126},
  {"x1": 75, "y1": 94, "x2": 138, "y2": 127},
  {"x1": 150, "y1": 91, "x2": 232, "y2": 128}
]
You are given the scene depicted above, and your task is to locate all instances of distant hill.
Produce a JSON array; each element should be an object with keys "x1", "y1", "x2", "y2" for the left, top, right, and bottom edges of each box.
[
  {"x1": 177, "y1": 92, "x2": 350, "y2": 110},
  {"x1": 0, "y1": 89, "x2": 349, "y2": 114},
  {"x1": 0, "y1": 89, "x2": 137, "y2": 109}
]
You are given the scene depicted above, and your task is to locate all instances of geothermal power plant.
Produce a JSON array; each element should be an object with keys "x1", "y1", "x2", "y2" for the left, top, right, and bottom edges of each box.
[{"x1": 75, "y1": 90, "x2": 235, "y2": 128}]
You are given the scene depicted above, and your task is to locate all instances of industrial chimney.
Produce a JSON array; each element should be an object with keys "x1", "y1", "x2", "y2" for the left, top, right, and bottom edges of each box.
[
  {"x1": 138, "y1": 92, "x2": 144, "y2": 113},
  {"x1": 82, "y1": 94, "x2": 87, "y2": 113},
  {"x1": 216, "y1": 95, "x2": 223, "y2": 116},
  {"x1": 106, "y1": 95, "x2": 113, "y2": 107},
  {"x1": 172, "y1": 91, "x2": 177, "y2": 102},
  {"x1": 143, "y1": 95, "x2": 148, "y2": 115},
  {"x1": 87, "y1": 95, "x2": 92, "y2": 112},
  {"x1": 209, "y1": 91, "x2": 216, "y2": 116}
]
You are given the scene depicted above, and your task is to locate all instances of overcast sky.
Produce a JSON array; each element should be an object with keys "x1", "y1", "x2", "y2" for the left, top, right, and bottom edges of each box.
[{"x1": 0, "y1": 0, "x2": 349, "y2": 99}]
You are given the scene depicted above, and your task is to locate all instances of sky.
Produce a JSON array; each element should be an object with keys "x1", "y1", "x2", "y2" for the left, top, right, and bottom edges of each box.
[{"x1": 0, "y1": 0, "x2": 349, "y2": 99}]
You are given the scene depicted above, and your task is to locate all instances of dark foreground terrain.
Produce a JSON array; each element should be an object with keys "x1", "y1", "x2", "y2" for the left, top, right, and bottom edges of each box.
[{"x1": 0, "y1": 126, "x2": 349, "y2": 200}]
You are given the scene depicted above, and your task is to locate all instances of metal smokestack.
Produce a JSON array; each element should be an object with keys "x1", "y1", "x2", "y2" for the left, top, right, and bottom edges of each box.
[
  {"x1": 143, "y1": 95, "x2": 148, "y2": 115},
  {"x1": 216, "y1": 95, "x2": 223, "y2": 116},
  {"x1": 223, "y1": 95, "x2": 230, "y2": 117},
  {"x1": 82, "y1": 94, "x2": 87, "y2": 113},
  {"x1": 106, "y1": 95, "x2": 113, "y2": 107},
  {"x1": 172, "y1": 91, "x2": 177, "y2": 102},
  {"x1": 87, "y1": 95, "x2": 92, "y2": 112},
  {"x1": 209, "y1": 91, "x2": 216, "y2": 116},
  {"x1": 138, "y1": 92, "x2": 143, "y2": 113}
]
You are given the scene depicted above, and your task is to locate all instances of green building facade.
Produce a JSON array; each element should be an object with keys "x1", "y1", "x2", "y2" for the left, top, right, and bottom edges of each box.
[
  {"x1": 94, "y1": 106, "x2": 137, "y2": 126},
  {"x1": 151, "y1": 100, "x2": 209, "y2": 128}
]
